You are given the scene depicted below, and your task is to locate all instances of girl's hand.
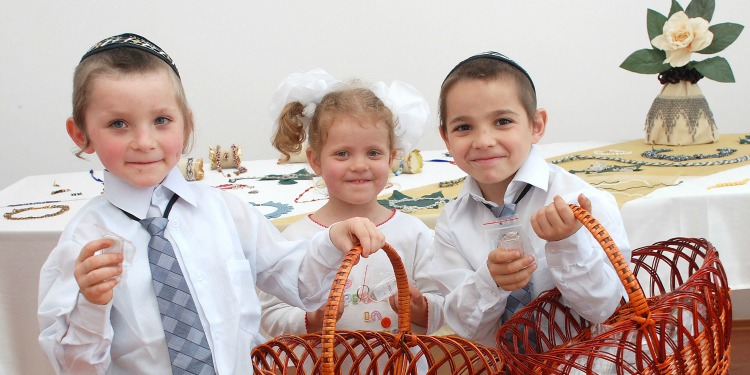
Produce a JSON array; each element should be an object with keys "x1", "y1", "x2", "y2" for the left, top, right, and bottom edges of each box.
[
  {"x1": 305, "y1": 300, "x2": 345, "y2": 333},
  {"x1": 329, "y1": 217, "x2": 385, "y2": 257},
  {"x1": 530, "y1": 194, "x2": 591, "y2": 242},
  {"x1": 388, "y1": 283, "x2": 429, "y2": 328},
  {"x1": 487, "y1": 249, "x2": 537, "y2": 291},
  {"x1": 74, "y1": 238, "x2": 123, "y2": 305}
]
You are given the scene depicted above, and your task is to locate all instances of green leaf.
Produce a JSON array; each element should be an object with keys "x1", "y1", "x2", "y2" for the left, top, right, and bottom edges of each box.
[
  {"x1": 697, "y1": 23, "x2": 744, "y2": 54},
  {"x1": 620, "y1": 49, "x2": 670, "y2": 74},
  {"x1": 693, "y1": 56, "x2": 735, "y2": 82},
  {"x1": 668, "y1": 0, "x2": 684, "y2": 17},
  {"x1": 685, "y1": 0, "x2": 715, "y2": 22},
  {"x1": 647, "y1": 9, "x2": 668, "y2": 41}
]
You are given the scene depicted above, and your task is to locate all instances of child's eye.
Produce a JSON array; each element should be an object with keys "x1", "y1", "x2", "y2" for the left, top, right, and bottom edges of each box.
[
  {"x1": 335, "y1": 151, "x2": 349, "y2": 158},
  {"x1": 110, "y1": 120, "x2": 127, "y2": 129},
  {"x1": 155, "y1": 116, "x2": 170, "y2": 126},
  {"x1": 454, "y1": 124, "x2": 471, "y2": 132},
  {"x1": 367, "y1": 150, "x2": 383, "y2": 158},
  {"x1": 495, "y1": 118, "x2": 513, "y2": 126}
]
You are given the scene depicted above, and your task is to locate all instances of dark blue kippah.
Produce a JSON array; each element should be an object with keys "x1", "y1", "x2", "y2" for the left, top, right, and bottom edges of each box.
[
  {"x1": 80, "y1": 33, "x2": 179, "y2": 77},
  {"x1": 443, "y1": 51, "x2": 535, "y2": 92}
]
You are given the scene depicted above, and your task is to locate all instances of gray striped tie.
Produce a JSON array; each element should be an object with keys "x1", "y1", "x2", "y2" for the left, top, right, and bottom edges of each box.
[{"x1": 142, "y1": 216, "x2": 215, "y2": 375}]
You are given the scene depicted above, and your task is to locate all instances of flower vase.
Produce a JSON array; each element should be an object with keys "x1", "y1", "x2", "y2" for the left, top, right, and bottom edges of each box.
[{"x1": 644, "y1": 80, "x2": 718, "y2": 145}]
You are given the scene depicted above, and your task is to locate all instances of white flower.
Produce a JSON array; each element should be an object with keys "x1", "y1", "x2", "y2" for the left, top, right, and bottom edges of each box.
[{"x1": 651, "y1": 11, "x2": 714, "y2": 67}]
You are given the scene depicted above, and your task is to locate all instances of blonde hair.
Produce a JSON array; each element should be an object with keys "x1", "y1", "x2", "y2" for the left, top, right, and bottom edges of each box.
[
  {"x1": 70, "y1": 48, "x2": 194, "y2": 158},
  {"x1": 272, "y1": 83, "x2": 397, "y2": 161}
]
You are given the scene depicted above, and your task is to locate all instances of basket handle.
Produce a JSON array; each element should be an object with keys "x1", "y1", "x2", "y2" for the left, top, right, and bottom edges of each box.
[
  {"x1": 569, "y1": 204, "x2": 663, "y2": 359},
  {"x1": 320, "y1": 243, "x2": 412, "y2": 373}
]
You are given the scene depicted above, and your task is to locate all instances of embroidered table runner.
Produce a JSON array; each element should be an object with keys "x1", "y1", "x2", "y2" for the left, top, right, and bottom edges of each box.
[{"x1": 547, "y1": 134, "x2": 750, "y2": 207}]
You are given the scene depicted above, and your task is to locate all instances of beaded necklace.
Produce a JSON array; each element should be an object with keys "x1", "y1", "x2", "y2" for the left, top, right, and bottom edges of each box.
[
  {"x1": 4, "y1": 205, "x2": 70, "y2": 220},
  {"x1": 294, "y1": 185, "x2": 329, "y2": 204},
  {"x1": 569, "y1": 162, "x2": 643, "y2": 175},
  {"x1": 550, "y1": 153, "x2": 750, "y2": 167},
  {"x1": 707, "y1": 178, "x2": 749, "y2": 190},
  {"x1": 641, "y1": 147, "x2": 736, "y2": 162},
  {"x1": 438, "y1": 176, "x2": 466, "y2": 188}
]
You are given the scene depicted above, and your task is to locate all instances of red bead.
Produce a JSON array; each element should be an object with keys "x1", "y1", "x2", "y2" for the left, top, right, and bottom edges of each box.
[{"x1": 381, "y1": 317, "x2": 392, "y2": 328}]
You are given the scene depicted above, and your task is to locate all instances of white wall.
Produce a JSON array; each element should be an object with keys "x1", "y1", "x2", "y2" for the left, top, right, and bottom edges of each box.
[{"x1": 1, "y1": 0, "x2": 748, "y2": 190}]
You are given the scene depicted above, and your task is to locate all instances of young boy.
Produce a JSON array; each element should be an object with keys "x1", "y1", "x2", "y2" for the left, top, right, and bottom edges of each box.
[
  {"x1": 37, "y1": 33, "x2": 384, "y2": 374},
  {"x1": 431, "y1": 52, "x2": 631, "y2": 347}
]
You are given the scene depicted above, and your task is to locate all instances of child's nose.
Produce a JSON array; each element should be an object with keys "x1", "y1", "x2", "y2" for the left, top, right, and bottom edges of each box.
[{"x1": 131, "y1": 127, "x2": 157, "y2": 149}]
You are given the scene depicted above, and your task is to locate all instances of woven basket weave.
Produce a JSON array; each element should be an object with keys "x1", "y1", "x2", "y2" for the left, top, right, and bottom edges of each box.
[
  {"x1": 251, "y1": 243, "x2": 505, "y2": 374},
  {"x1": 496, "y1": 205, "x2": 732, "y2": 374}
]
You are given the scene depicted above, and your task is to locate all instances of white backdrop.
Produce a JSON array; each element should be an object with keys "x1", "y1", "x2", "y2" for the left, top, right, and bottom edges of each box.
[{"x1": 1, "y1": 0, "x2": 749, "y2": 190}]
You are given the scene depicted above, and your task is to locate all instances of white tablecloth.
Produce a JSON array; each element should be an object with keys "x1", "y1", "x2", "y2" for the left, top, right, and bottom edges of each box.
[{"x1": 4, "y1": 142, "x2": 749, "y2": 374}]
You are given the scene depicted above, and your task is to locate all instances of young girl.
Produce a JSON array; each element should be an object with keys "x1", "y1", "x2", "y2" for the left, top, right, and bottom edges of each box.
[
  {"x1": 37, "y1": 33, "x2": 383, "y2": 375},
  {"x1": 431, "y1": 52, "x2": 632, "y2": 348},
  {"x1": 260, "y1": 73, "x2": 443, "y2": 338}
]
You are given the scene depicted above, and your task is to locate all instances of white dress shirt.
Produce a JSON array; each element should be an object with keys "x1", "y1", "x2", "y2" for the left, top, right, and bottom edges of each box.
[
  {"x1": 432, "y1": 146, "x2": 631, "y2": 347},
  {"x1": 260, "y1": 210, "x2": 444, "y2": 337},
  {"x1": 38, "y1": 167, "x2": 345, "y2": 374}
]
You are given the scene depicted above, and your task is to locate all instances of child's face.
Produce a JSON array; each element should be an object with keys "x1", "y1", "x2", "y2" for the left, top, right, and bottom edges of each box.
[
  {"x1": 308, "y1": 116, "x2": 395, "y2": 206},
  {"x1": 441, "y1": 77, "x2": 545, "y2": 196},
  {"x1": 68, "y1": 70, "x2": 186, "y2": 188}
]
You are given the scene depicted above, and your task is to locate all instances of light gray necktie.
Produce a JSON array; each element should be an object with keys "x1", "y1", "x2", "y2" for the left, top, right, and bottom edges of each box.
[{"x1": 141, "y1": 195, "x2": 215, "y2": 375}]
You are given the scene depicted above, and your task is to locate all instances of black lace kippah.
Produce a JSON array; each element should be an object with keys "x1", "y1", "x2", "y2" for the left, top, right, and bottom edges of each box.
[
  {"x1": 80, "y1": 33, "x2": 179, "y2": 77},
  {"x1": 443, "y1": 51, "x2": 535, "y2": 92}
]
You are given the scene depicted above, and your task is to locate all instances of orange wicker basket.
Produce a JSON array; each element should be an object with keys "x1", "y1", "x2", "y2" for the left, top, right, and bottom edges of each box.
[
  {"x1": 251, "y1": 243, "x2": 505, "y2": 374},
  {"x1": 496, "y1": 205, "x2": 732, "y2": 374}
]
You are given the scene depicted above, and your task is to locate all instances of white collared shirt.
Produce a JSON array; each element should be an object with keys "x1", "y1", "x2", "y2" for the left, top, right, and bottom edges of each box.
[
  {"x1": 431, "y1": 146, "x2": 631, "y2": 347},
  {"x1": 39, "y1": 167, "x2": 344, "y2": 374}
]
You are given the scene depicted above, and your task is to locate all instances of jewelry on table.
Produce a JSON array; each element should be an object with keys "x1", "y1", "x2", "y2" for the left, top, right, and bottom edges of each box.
[
  {"x1": 438, "y1": 176, "x2": 466, "y2": 188},
  {"x1": 249, "y1": 201, "x2": 293, "y2": 219},
  {"x1": 210, "y1": 144, "x2": 245, "y2": 176},
  {"x1": 51, "y1": 189, "x2": 71, "y2": 195},
  {"x1": 4, "y1": 205, "x2": 70, "y2": 220},
  {"x1": 71, "y1": 192, "x2": 83, "y2": 196},
  {"x1": 294, "y1": 185, "x2": 329, "y2": 204},
  {"x1": 569, "y1": 162, "x2": 643, "y2": 175},
  {"x1": 260, "y1": 168, "x2": 316, "y2": 184},
  {"x1": 596, "y1": 180, "x2": 683, "y2": 192},
  {"x1": 212, "y1": 183, "x2": 253, "y2": 190},
  {"x1": 378, "y1": 190, "x2": 452, "y2": 213},
  {"x1": 550, "y1": 153, "x2": 750, "y2": 167},
  {"x1": 593, "y1": 149, "x2": 632, "y2": 156},
  {"x1": 231, "y1": 144, "x2": 248, "y2": 175},
  {"x1": 89, "y1": 169, "x2": 104, "y2": 183},
  {"x1": 707, "y1": 178, "x2": 749, "y2": 190},
  {"x1": 740, "y1": 135, "x2": 750, "y2": 144},
  {"x1": 641, "y1": 147, "x2": 736, "y2": 162},
  {"x1": 178, "y1": 157, "x2": 205, "y2": 181}
]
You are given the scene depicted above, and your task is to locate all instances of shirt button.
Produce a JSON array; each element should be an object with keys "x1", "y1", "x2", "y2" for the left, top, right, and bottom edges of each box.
[{"x1": 171, "y1": 219, "x2": 180, "y2": 228}]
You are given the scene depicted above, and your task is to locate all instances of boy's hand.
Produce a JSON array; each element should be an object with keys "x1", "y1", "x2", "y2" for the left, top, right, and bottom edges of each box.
[
  {"x1": 329, "y1": 217, "x2": 385, "y2": 257},
  {"x1": 74, "y1": 238, "x2": 124, "y2": 305},
  {"x1": 530, "y1": 194, "x2": 591, "y2": 242},
  {"x1": 388, "y1": 283, "x2": 428, "y2": 328},
  {"x1": 305, "y1": 300, "x2": 345, "y2": 333},
  {"x1": 487, "y1": 249, "x2": 537, "y2": 291}
]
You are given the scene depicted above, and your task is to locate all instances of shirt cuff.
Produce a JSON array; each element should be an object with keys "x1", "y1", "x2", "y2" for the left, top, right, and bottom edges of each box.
[
  {"x1": 69, "y1": 293, "x2": 112, "y2": 334},
  {"x1": 545, "y1": 229, "x2": 596, "y2": 268}
]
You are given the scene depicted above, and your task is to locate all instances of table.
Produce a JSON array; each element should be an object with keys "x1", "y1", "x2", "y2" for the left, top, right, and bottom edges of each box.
[
  {"x1": 3, "y1": 141, "x2": 749, "y2": 374},
  {"x1": 0, "y1": 149, "x2": 469, "y2": 375}
]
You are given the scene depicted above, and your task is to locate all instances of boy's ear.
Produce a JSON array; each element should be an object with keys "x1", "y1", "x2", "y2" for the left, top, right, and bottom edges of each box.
[
  {"x1": 306, "y1": 147, "x2": 322, "y2": 175},
  {"x1": 439, "y1": 126, "x2": 453, "y2": 153},
  {"x1": 66, "y1": 117, "x2": 94, "y2": 154},
  {"x1": 531, "y1": 108, "x2": 548, "y2": 144}
]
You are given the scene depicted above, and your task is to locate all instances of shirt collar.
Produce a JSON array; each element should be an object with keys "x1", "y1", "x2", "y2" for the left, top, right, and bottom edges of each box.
[{"x1": 104, "y1": 167, "x2": 197, "y2": 219}]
